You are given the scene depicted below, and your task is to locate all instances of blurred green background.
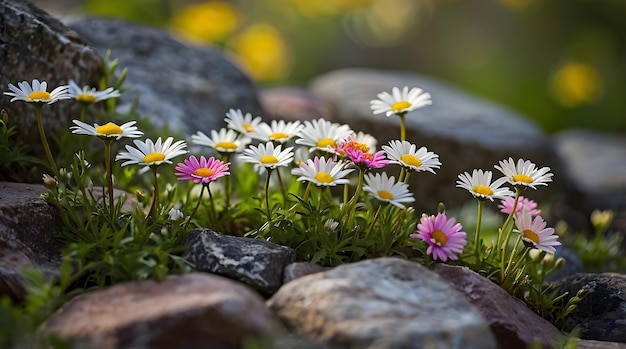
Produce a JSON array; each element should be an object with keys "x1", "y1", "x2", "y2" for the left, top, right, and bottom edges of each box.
[{"x1": 37, "y1": 0, "x2": 626, "y2": 133}]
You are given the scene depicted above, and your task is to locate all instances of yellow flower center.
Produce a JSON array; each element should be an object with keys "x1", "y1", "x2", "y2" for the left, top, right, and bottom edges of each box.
[
  {"x1": 260, "y1": 155, "x2": 279, "y2": 164},
  {"x1": 143, "y1": 152, "x2": 166, "y2": 163},
  {"x1": 512, "y1": 174, "x2": 534, "y2": 184},
  {"x1": 215, "y1": 141, "x2": 238, "y2": 150},
  {"x1": 316, "y1": 138, "x2": 336, "y2": 148},
  {"x1": 472, "y1": 185, "x2": 494, "y2": 196},
  {"x1": 522, "y1": 229, "x2": 540, "y2": 244},
  {"x1": 315, "y1": 172, "x2": 333, "y2": 183},
  {"x1": 377, "y1": 190, "x2": 394, "y2": 200},
  {"x1": 430, "y1": 230, "x2": 448, "y2": 246},
  {"x1": 244, "y1": 123, "x2": 254, "y2": 132},
  {"x1": 400, "y1": 154, "x2": 422, "y2": 167},
  {"x1": 194, "y1": 168, "x2": 214, "y2": 177},
  {"x1": 96, "y1": 122, "x2": 123, "y2": 135},
  {"x1": 391, "y1": 101, "x2": 411, "y2": 111},
  {"x1": 269, "y1": 132, "x2": 289, "y2": 140},
  {"x1": 76, "y1": 94, "x2": 97, "y2": 103},
  {"x1": 29, "y1": 91, "x2": 51, "y2": 101}
]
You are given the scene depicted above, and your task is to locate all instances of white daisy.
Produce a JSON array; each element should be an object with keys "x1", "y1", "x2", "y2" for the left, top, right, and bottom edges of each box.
[
  {"x1": 514, "y1": 208, "x2": 561, "y2": 253},
  {"x1": 295, "y1": 118, "x2": 353, "y2": 153},
  {"x1": 382, "y1": 140, "x2": 441, "y2": 174},
  {"x1": 249, "y1": 119, "x2": 303, "y2": 144},
  {"x1": 370, "y1": 86, "x2": 432, "y2": 117},
  {"x1": 191, "y1": 128, "x2": 250, "y2": 153},
  {"x1": 116, "y1": 137, "x2": 188, "y2": 173},
  {"x1": 239, "y1": 141, "x2": 294, "y2": 174},
  {"x1": 68, "y1": 80, "x2": 121, "y2": 104},
  {"x1": 291, "y1": 156, "x2": 353, "y2": 186},
  {"x1": 363, "y1": 172, "x2": 415, "y2": 209},
  {"x1": 224, "y1": 108, "x2": 263, "y2": 135},
  {"x1": 494, "y1": 157, "x2": 553, "y2": 190},
  {"x1": 456, "y1": 169, "x2": 513, "y2": 201},
  {"x1": 70, "y1": 119, "x2": 143, "y2": 140},
  {"x1": 5, "y1": 79, "x2": 70, "y2": 104}
]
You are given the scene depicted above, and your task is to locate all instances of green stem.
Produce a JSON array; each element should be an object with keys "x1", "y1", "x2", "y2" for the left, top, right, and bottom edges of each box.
[
  {"x1": 496, "y1": 189, "x2": 521, "y2": 258},
  {"x1": 207, "y1": 185, "x2": 217, "y2": 226},
  {"x1": 146, "y1": 166, "x2": 159, "y2": 220},
  {"x1": 474, "y1": 200, "x2": 485, "y2": 264},
  {"x1": 503, "y1": 243, "x2": 529, "y2": 284},
  {"x1": 399, "y1": 113, "x2": 406, "y2": 141},
  {"x1": 365, "y1": 204, "x2": 383, "y2": 241},
  {"x1": 344, "y1": 169, "x2": 365, "y2": 228},
  {"x1": 499, "y1": 189, "x2": 522, "y2": 270},
  {"x1": 276, "y1": 167, "x2": 287, "y2": 203},
  {"x1": 183, "y1": 184, "x2": 205, "y2": 231},
  {"x1": 103, "y1": 140, "x2": 114, "y2": 216},
  {"x1": 222, "y1": 153, "x2": 231, "y2": 207},
  {"x1": 34, "y1": 105, "x2": 58, "y2": 176},
  {"x1": 264, "y1": 169, "x2": 273, "y2": 226},
  {"x1": 79, "y1": 104, "x2": 87, "y2": 123}
]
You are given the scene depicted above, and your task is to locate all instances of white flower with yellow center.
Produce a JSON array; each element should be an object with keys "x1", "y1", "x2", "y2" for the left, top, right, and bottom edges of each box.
[
  {"x1": 352, "y1": 131, "x2": 378, "y2": 152},
  {"x1": 70, "y1": 119, "x2": 143, "y2": 140},
  {"x1": 370, "y1": 86, "x2": 432, "y2": 117},
  {"x1": 116, "y1": 137, "x2": 187, "y2": 173},
  {"x1": 68, "y1": 80, "x2": 121, "y2": 104},
  {"x1": 5, "y1": 79, "x2": 70, "y2": 104},
  {"x1": 382, "y1": 140, "x2": 441, "y2": 174},
  {"x1": 239, "y1": 141, "x2": 294, "y2": 174},
  {"x1": 494, "y1": 157, "x2": 553, "y2": 190},
  {"x1": 295, "y1": 118, "x2": 353, "y2": 153},
  {"x1": 224, "y1": 108, "x2": 263, "y2": 135},
  {"x1": 514, "y1": 208, "x2": 561, "y2": 253},
  {"x1": 456, "y1": 169, "x2": 513, "y2": 201},
  {"x1": 291, "y1": 156, "x2": 353, "y2": 186},
  {"x1": 191, "y1": 128, "x2": 250, "y2": 153},
  {"x1": 363, "y1": 172, "x2": 415, "y2": 209},
  {"x1": 249, "y1": 120, "x2": 303, "y2": 143}
]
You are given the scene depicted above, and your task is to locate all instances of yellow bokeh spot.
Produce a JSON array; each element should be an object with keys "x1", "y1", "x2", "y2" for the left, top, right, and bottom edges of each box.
[
  {"x1": 270, "y1": 132, "x2": 289, "y2": 140},
  {"x1": 76, "y1": 94, "x2": 97, "y2": 103},
  {"x1": 391, "y1": 101, "x2": 411, "y2": 111},
  {"x1": 522, "y1": 229, "x2": 540, "y2": 244},
  {"x1": 230, "y1": 23, "x2": 291, "y2": 82},
  {"x1": 377, "y1": 190, "x2": 394, "y2": 200},
  {"x1": 261, "y1": 155, "x2": 279, "y2": 164},
  {"x1": 551, "y1": 62, "x2": 603, "y2": 107},
  {"x1": 215, "y1": 141, "x2": 238, "y2": 150},
  {"x1": 96, "y1": 122, "x2": 123, "y2": 136},
  {"x1": 430, "y1": 230, "x2": 448, "y2": 246},
  {"x1": 316, "y1": 138, "x2": 337, "y2": 148},
  {"x1": 170, "y1": 1, "x2": 240, "y2": 43},
  {"x1": 512, "y1": 173, "x2": 533, "y2": 184},
  {"x1": 194, "y1": 168, "x2": 215, "y2": 177},
  {"x1": 400, "y1": 154, "x2": 422, "y2": 167},
  {"x1": 143, "y1": 152, "x2": 166, "y2": 163},
  {"x1": 29, "y1": 91, "x2": 51, "y2": 101},
  {"x1": 472, "y1": 185, "x2": 494, "y2": 196},
  {"x1": 315, "y1": 172, "x2": 334, "y2": 183}
]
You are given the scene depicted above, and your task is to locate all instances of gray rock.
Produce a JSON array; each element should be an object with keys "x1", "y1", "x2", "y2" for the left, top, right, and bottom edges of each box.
[
  {"x1": 183, "y1": 229, "x2": 296, "y2": 294},
  {"x1": 556, "y1": 273, "x2": 626, "y2": 343},
  {"x1": 0, "y1": 0, "x2": 103, "y2": 156},
  {"x1": 309, "y1": 68, "x2": 559, "y2": 214},
  {"x1": 283, "y1": 262, "x2": 329, "y2": 284},
  {"x1": 267, "y1": 257, "x2": 496, "y2": 349},
  {"x1": 434, "y1": 264, "x2": 563, "y2": 349},
  {"x1": 66, "y1": 17, "x2": 264, "y2": 137},
  {"x1": 45, "y1": 273, "x2": 275, "y2": 349},
  {"x1": 546, "y1": 244, "x2": 585, "y2": 282},
  {"x1": 260, "y1": 86, "x2": 330, "y2": 122},
  {"x1": 576, "y1": 339, "x2": 626, "y2": 349}
]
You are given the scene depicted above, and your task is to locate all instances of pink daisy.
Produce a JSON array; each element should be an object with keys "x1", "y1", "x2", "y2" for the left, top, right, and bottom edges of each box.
[
  {"x1": 411, "y1": 213, "x2": 467, "y2": 261},
  {"x1": 498, "y1": 196, "x2": 541, "y2": 217},
  {"x1": 336, "y1": 139, "x2": 388, "y2": 170},
  {"x1": 514, "y1": 208, "x2": 561, "y2": 254},
  {"x1": 175, "y1": 155, "x2": 230, "y2": 184}
]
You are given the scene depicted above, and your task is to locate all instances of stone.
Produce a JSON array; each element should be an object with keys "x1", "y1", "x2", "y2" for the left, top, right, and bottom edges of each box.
[
  {"x1": 546, "y1": 244, "x2": 585, "y2": 282},
  {"x1": 0, "y1": 0, "x2": 103, "y2": 156},
  {"x1": 576, "y1": 339, "x2": 626, "y2": 349},
  {"x1": 66, "y1": 17, "x2": 265, "y2": 137},
  {"x1": 433, "y1": 264, "x2": 563, "y2": 349},
  {"x1": 555, "y1": 273, "x2": 626, "y2": 343},
  {"x1": 45, "y1": 273, "x2": 275, "y2": 349},
  {"x1": 267, "y1": 257, "x2": 496, "y2": 349},
  {"x1": 282, "y1": 262, "x2": 329, "y2": 284},
  {"x1": 309, "y1": 68, "x2": 559, "y2": 214},
  {"x1": 183, "y1": 229, "x2": 296, "y2": 294},
  {"x1": 259, "y1": 86, "x2": 330, "y2": 122}
]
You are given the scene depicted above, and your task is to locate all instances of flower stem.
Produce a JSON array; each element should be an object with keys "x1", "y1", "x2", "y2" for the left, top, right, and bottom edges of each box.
[
  {"x1": 34, "y1": 105, "x2": 58, "y2": 176},
  {"x1": 264, "y1": 169, "x2": 273, "y2": 227},
  {"x1": 365, "y1": 204, "x2": 383, "y2": 241},
  {"x1": 399, "y1": 113, "x2": 406, "y2": 141},
  {"x1": 207, "y1": 185, "x2": 218, "y2": 226},
  {"x1": 79, "y1": 105, "x2": 86, "y2": 122},
  {"x1": 183, "y1": 184, "x2": 205, "y2": 231},
  {"x1": 146, "y1": 166, "x2": 159, "y2": 220},
  {"x1": 496, "y1": 190, "x2": 521, "y2": 258},
  {"x1": 103, "y1": 140, "x2": 114, "y2": 216},
  {"x1": 276, "y1": 167, "x2": 287, "y2": 203},
  {"x1": 474, "y1": 199, "x2": 485, "y2": 264}
]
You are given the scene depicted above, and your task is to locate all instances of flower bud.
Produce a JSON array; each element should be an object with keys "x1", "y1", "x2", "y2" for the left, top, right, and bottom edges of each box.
[
  {"x1": 554, "y1": 257, "x2": 565, "y2": 270},
  {"x1": 42, "y1": 174, "x2": 58, "y2": 189},
  {"x1": 168, "y1": 208, "x2": 184, "y2": 221},
  {"x1": 590, "y1": 209, "x2": 613, "y2": 233},
  {"x1": 528, "y1": 249, "x2": 543, "y2": 262}
]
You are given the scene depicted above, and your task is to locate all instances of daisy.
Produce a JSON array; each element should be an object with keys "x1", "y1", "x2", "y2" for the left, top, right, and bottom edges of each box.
[
  {"x1": 116, "y1": 137, "x2": 188, "y2": 173},
  {"x1": 362, "y1": 172, "x2": 415, "y2": 209},
  {"x1": 224, "y1": 108, "x2": 263, "y2": 135},
  {"x1": 336, "y1": 138, "x2": 388, "y2": 170},
  {"x1": 191, "y1": 128, "x2": 250, "y2": 153},
  {"x1": 411, "y1": 213, "x2": 467, "y2": 261},
  {"x1": 295, "y1": 118, "x2": 353, "y2": 153},
  {"x1": 175, "y1": 155, "x2": 230, "y2": 184},
  {"x1": 498, "y1": 196, "x2": 541, "y2": 217},
  {"x1": 68, "y1": 80, "x2": 121, "y2": 104},
  {"x1": 4, "y1": 79, "x2": 70, "y2": 104},
  {"x1": 70, "y1": 119, "x2": 143, "y2": 140},
  {"x1": 382, "y1": 140, "x2": 441, "y2": 174},
  {"x1": 168, "y1": 208, "x2": 184, "y2": 221},
  {"x1": 494, "y1": 158, "x2": 553, "y2": 190},
  {"x1": 513, "y1": 208, "x2": 561, "y2": 253},
  {"x1": 248, "y1": 119, "x2": 303, "y2": 143},
  {"x1": 370, "y1": 86, "x2": 432, "y2": 117},
  {"x1": 239, "y1": 141, "x2": 294, "y2": 174},
  {"x1": 456, "y1": 169, "x2": 513, "y2": 201},
  {"x1": 291, "y1": 156, "x2": 353, "y2": 186},
  {"x1": 352, "y1": 131, "x2": 378, "y2": 152}
]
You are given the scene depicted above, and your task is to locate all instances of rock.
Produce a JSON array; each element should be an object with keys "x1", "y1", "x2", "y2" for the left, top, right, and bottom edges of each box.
[
  {"x1": 555, "y1": 273, "x2": 626, "y2": 343},
  {"x1": 66, "y1": 17, "x2": 264, "y2": 137},
  {"x1": 546, "y1": 244, "x2": 585, "y2": 282},
  {"x1": 576, "y1": 339, "x2": 626, "y2": 349},
  {"x1": 433, "y1": 264, "x2": 563, "y2": 349},
  {"x1": 45, "y1": 273, "x2": 275, "y2": 348},
  {"x1": 309, "y1": 68, "x2": 559, "y2": 214},
  {"x1": 0, "y1": 0, "x2": 103, "y2": 156},
  {"x1": 259, "y1": 87, "x2": 330, "y2": 122},
  {"x1": 282, "y1": 262, "x2": 329, "y2": 284},
  {"x1": 267, "y1": 257, "x2": 496, "y2": 349},
  {"x1": 183, "y1": 229, "x2": 296, "y2": 295},
  {"x1": 0, "y1": 182, "x2": 63, "y2": 301}
]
